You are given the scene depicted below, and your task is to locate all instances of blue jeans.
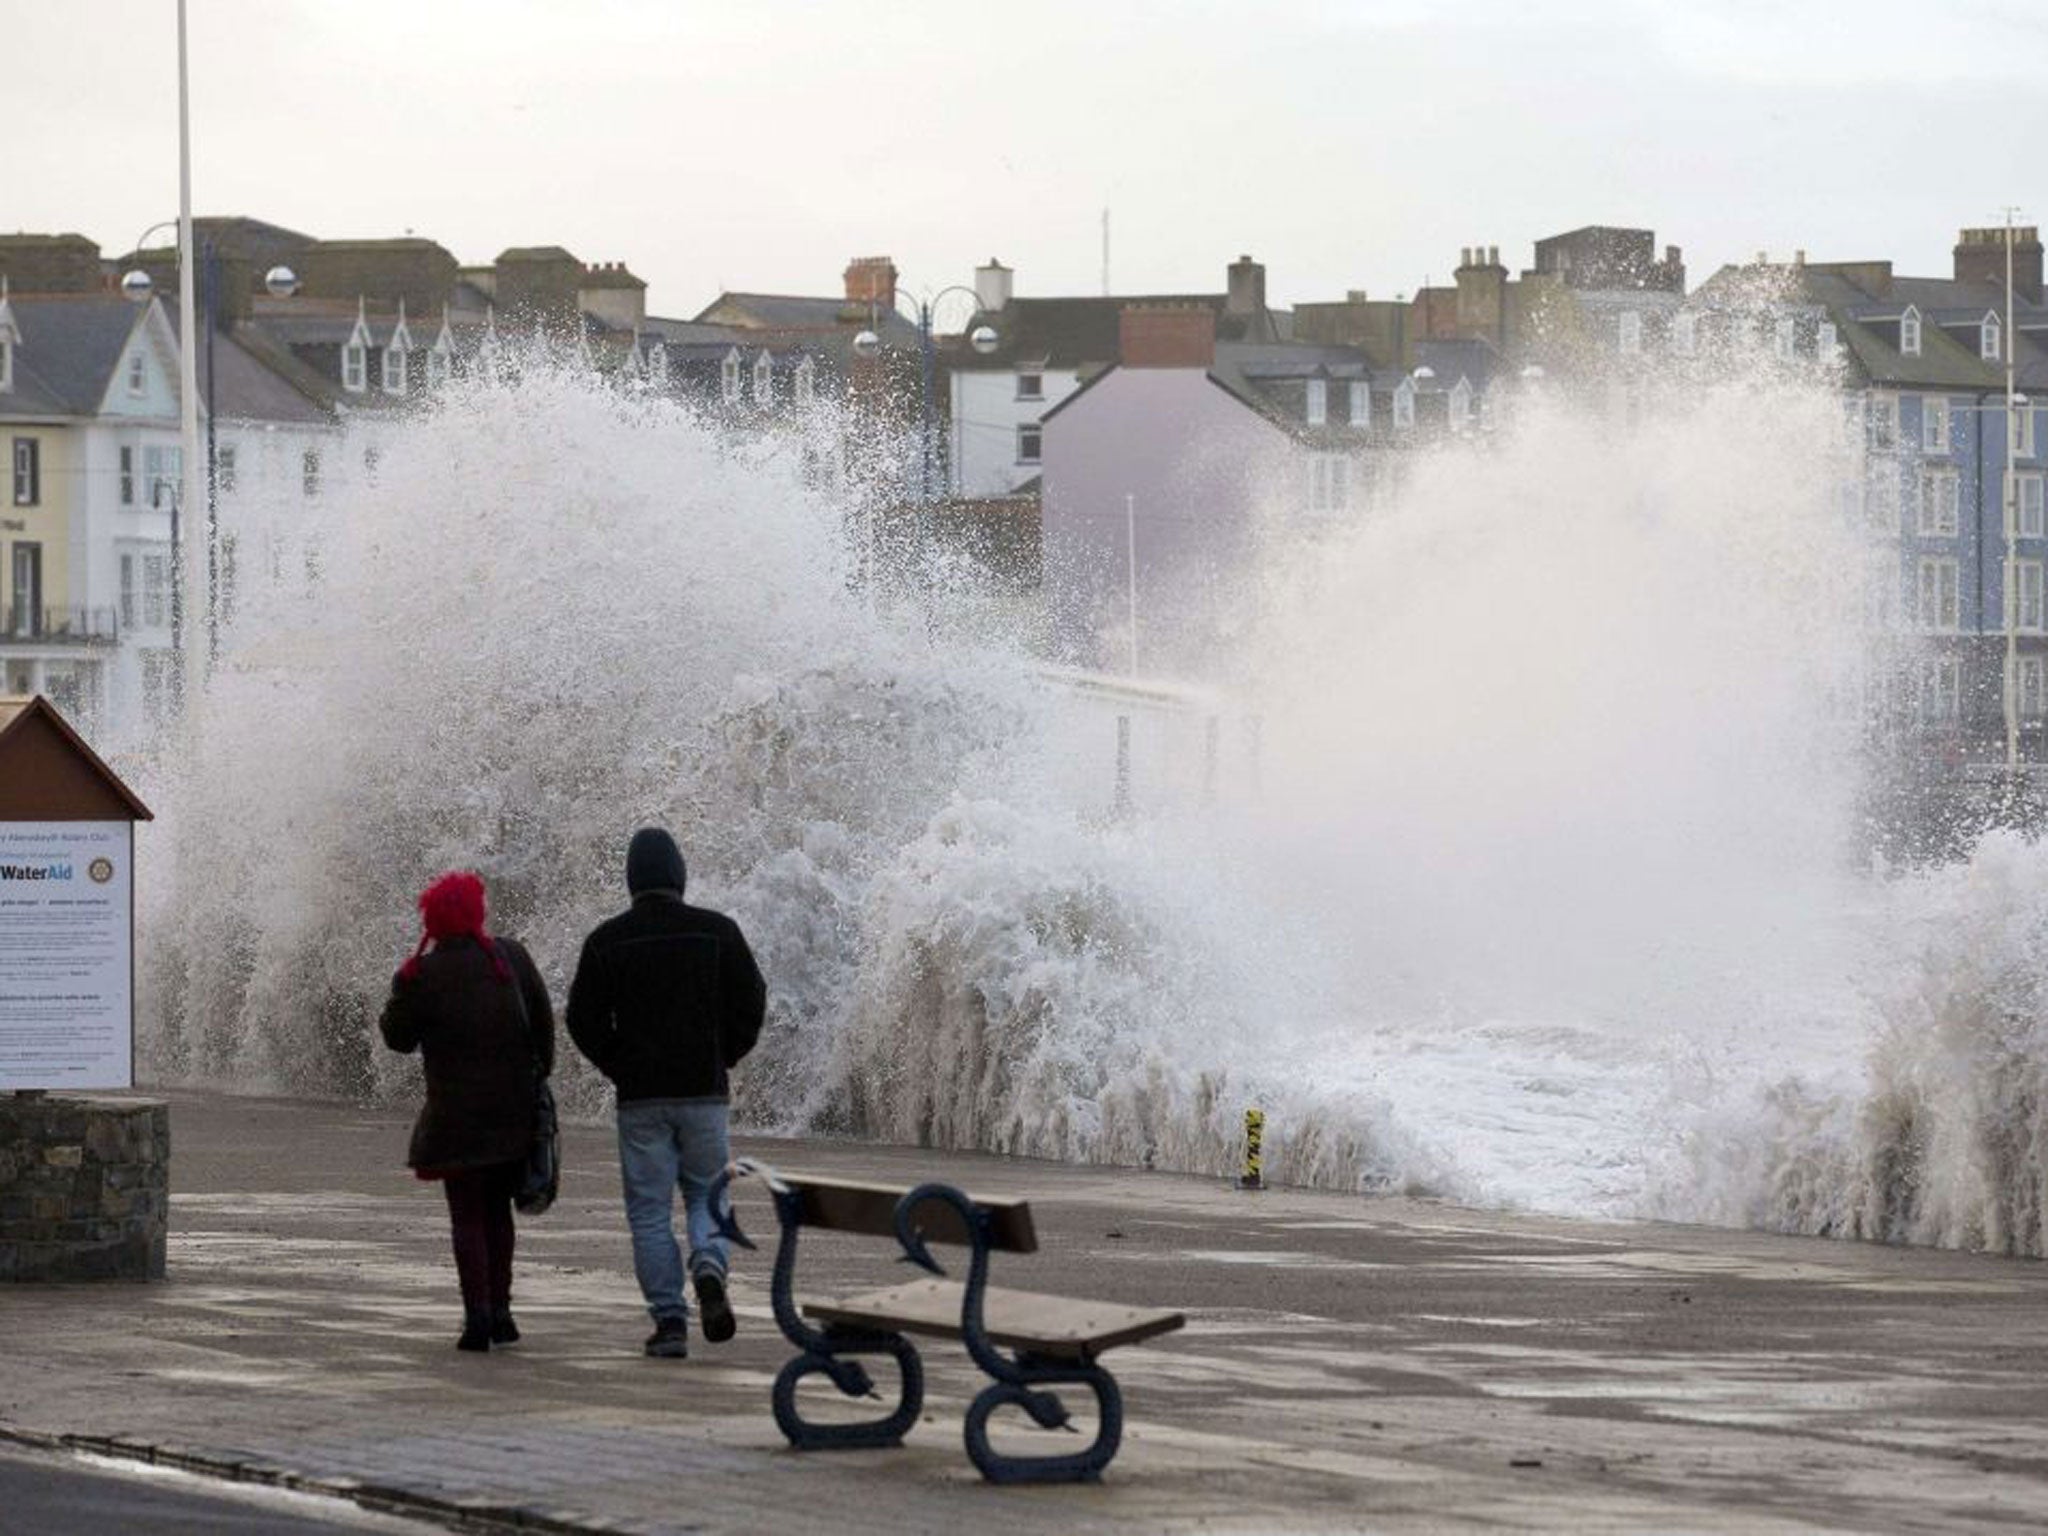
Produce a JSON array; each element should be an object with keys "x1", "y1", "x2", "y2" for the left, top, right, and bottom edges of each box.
[{"x1": 616, "y1": 1098, "x2": 731, "y2": 1323}]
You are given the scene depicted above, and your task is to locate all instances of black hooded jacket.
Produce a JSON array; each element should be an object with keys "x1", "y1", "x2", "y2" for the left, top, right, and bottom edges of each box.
[{"x1": 565, "y1": 830, "x2": 766, "y2": 1103}]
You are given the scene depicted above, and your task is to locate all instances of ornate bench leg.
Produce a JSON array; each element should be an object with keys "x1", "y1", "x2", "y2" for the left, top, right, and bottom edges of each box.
[
  {"x1": 771, "y1": 1327, "x2": 925, "y2": 1451},
  {"x1": 963, "y1": 1362, "x2": 1123, "y2": 1484}
]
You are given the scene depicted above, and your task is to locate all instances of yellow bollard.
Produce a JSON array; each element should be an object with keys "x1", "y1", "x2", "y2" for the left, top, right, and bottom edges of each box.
[{"x1": 1238, "y1": 1107, "x2": 1264, "y2": 1191}]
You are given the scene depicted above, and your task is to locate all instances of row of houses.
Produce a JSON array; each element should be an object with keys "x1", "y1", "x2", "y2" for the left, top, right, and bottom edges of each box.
[{"x1": 3, "y1": 215, "x2": 2045, "y2": 772}]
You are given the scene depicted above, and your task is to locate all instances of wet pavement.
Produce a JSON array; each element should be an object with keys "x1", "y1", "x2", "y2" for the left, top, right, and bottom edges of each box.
[{"x1": 1, "y1": 1090, "x2": 2045, "y2": 1533}]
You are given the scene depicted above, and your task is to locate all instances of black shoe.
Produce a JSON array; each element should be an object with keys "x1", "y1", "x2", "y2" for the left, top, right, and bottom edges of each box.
[
  {"x1": 644, "y1": 1316, "x2": 688, "y2": 1359},
  {"x1": 693, "y1": 1270, "x2": 736, "y2": 1344},
  {"x1": 489, "y1": 1308, "x2": 520, "y2": 1345},
  {"x1": 458, "y1": 1311, "x2": 492, "y2": 1352}
]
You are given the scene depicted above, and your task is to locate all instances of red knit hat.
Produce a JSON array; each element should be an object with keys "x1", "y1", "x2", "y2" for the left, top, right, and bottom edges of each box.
[{"x1": 400, "y1": 871, "x2": 507, "y2": 979}]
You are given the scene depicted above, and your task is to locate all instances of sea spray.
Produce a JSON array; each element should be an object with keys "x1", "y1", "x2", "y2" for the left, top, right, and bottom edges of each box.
[{"x1": 131, "y1": 348, "x2": 2048, "y2": 1254}]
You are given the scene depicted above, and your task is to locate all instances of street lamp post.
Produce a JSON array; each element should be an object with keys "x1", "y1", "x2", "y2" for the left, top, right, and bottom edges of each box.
[{"x1": 852, "y1": 290, "x2": 999, "y2": 506}]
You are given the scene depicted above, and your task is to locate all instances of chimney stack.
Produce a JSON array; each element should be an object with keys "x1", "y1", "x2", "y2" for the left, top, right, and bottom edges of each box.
[
  {"x1": 1119, "y1": 303, "x2": 1215, "y2": 368},
  {"x1": 1226, "y1": 254, "x2": 1265, "y2": 318},
  {"x1": 843, "y1": 255, "x2": 898, "y2": 311},
  {"x1": 974, "y1": 258, "x2": 1013, "y2": 314},
  {"x1": 1955, "y1": 226, "x2": 2044, "y2": 303}
]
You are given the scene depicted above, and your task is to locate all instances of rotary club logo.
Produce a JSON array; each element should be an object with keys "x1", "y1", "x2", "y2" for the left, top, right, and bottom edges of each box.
[{"x1": 88, "y1": 858, "x2": 115, "y2": 885}]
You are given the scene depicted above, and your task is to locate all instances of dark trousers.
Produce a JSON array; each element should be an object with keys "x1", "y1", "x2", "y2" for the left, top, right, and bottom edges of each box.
[{"x1": 442, "y1": 1161, "x2": 521, "y2": 1316}]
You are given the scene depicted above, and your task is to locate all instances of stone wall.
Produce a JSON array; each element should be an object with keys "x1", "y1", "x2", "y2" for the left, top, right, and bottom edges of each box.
[{"x1": 0, "y1": 1096, "x2": 168, "y2": 1282}]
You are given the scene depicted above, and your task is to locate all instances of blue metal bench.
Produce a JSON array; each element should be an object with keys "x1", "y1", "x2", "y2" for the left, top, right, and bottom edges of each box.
[{"x1": 709, "y1": 1158, "x2": 1185, "y2": 1484}]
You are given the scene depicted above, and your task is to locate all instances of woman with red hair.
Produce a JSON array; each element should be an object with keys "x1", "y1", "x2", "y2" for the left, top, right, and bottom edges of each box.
[{"x1": 380, "y1": 871, "x2": 555, "y2": 1352}]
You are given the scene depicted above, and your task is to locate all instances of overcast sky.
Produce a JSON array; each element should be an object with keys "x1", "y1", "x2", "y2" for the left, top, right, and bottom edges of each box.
[{"x1": 7, "y1": 0, "x2": 2046, "y2": 320}]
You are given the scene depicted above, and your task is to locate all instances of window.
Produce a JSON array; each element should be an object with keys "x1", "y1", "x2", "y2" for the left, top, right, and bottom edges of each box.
[
  {"x1": 794, "y1": 356, "x2": 815, "y2": 406},
  {"x1": 1016, "y1": 423, "x2": 1042, "y2": 464},
  {"x1": 2021, "y1": 473, "x2": 2046, "y2": 538},
  {"x1": 1618, "y1": 311, "x2": 1642, "y2": 355},
  {"x1": 1818, "y1": 321, "x2": 1838, "y2": 358},
  {"x1": 127, "y1": 352, "x2": 146, "y2": 395},
  {"x1": 2019, "y1": 405, "x2": 2038, "y2": 459},
  {"x1": 427, "y1": 345, "x2": 451, "y2": 389},
  {"x1": 216, "y1": 444, "x2": 237, "y2": 494},
  {"x1": 1868, "y1": 393, "x2": 1898, "y2": 451},
  {"x1": 1922, "y1": 396, "x2": 1949, "y2": 454},
  {"x1": 119, "y1": 445, "x2": 135, "y2": 505},
  {"x1": 342, "y1": 342, "x2": 366, "y2": 393},
  {"x1": 1868, "y1": 466, "x2": 1901, "y2": 534},
  {"x1": 1308, "y1": 453, "x2": 1349, "y2": 513},
  {"x1": 1348, "y1": 380, "x2": 1369, "y2": 427},
  {"x1": 1305, "y1": 378, "x2": 1327, "y2": 426},
  {"x1": 1900, "y1": 307, "x2": 1922, "y2": 357},
  {"x1": 382, "y1": 344, "x2": 407, "y2": 395},
  {"x1": 1922, "y1": 656, "x2": 1961, "y2": 720},
  {"x1": 721, "y1": 350, "x2": 741, "y2": 404},
  {"x1": 1918, "y1": 556, "x2": 1960, "y2": 630},
  {"x1": 302, "y1": 449, "x2": 321, "y2": 498},
  {"x1": 119, "y1": 554, "x2": 135, "y2": 628},
  {"x1": 2018, "y1": 559, "x2": 2044, "y2": 630},
  {"x1": 1774, "y1": 315, "x2": 1796, "y2": 359},
  {"x1": 12, "y1": 437, "x2": 39, "y2": 506},
  {"x1": 1983, "y1": 312, "x2": 2002, "y2": 362},
  {"x1": 1918, "y1": 469, "x2": 1959, "y2": 536},
  {"x1": 754, "y1": 350, "x2": 773, "y2": 402},
  {"x1": 141, "y1": 553, "x2": 168, "y2": 629},
  {"x1": 1394, "y1": 379, "x2": 1415, "y2": 429},
  {"x1": 143, "y1": 445, "x2": 181, "y2": 509},
  {"x1": 1673, "y1": 311, "x2": 1698, "y2": 356},
  {"x1": 1015, "y1": 369, "x2": 1044, "y2": 401},
  {"x1": 2020, "y1": 654, "x2": 2046, "y2": 720},
  {"x1": 0, "y1": 337, "x2": 11, "y2": 393},
  {"x1": 644, "y1": 342, "x2": 666, "y2": 381}
]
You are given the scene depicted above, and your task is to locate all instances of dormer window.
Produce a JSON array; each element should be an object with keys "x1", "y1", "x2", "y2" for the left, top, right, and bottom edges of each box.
[
  {"x1": 1348, "y1": 380, "x2": 1369, "y2": 427},
  {"x1": 1015, "y1": 366, "x2": 1044, "y2": 401},
  {"x1": 1394, "y1": 378, "x2": 1416, "y2": 429},
  {"x1": 1618, "y1": 311, "x2": 1642, "y2": 356},
  {"x1": 1901, "y1": 306, "x2": 1922, "y2": 358},
  {"x1": 343, "y1": 301, "x2": 372, "y2": 393},
  {"x1": 1305, "y1": 378, "x2": 1327, "y2": 426},
  {"x1": 1448, "y1": 377, "x2": 1474, "y2": 432},
  {"x1": 427, "y1": 343, "x2": 451, "y2": 388},
  {"x1": 128, "y1": 351, "x2": 147, "y2": 395},
  {"x1": 721, "y1": 348, "x2": 742, "y2": 404},
  {"x1": 1982, "y1": 311, "x2": 2002, "y2": 362},
  {"x1": 382, "y1": 304, "x2": 413, "y2": 396},
  {"x1": 754, "y1": 350, "x2": 773, "y2": 402},
  {"x1": 795, "y1": 355, "x2": 815, "y2": 407}
]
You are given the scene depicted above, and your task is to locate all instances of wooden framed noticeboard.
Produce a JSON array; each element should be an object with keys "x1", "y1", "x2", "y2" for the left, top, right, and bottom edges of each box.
[{"x1": 0, "y1": 698, "x2": 153, "y2": 1091}]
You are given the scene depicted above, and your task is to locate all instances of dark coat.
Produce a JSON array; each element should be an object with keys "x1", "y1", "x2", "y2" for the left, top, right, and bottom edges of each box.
[
  {"x1": 379, "y1": 936, "x2": 555, "y2": 1172},
  {"x1": 566, "y1": 894, "x2": 765, "y2": 1103}
]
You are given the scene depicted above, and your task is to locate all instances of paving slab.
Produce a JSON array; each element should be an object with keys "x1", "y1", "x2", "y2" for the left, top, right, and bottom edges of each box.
[{"x1": 0, "y1": 1091, "x2": 2044, "y2": 1533}]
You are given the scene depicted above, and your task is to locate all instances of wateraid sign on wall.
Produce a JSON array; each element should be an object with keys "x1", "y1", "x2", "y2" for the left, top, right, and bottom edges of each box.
[{"x1": 0, "y1": 822, "x2": 134, "y2": 1090}]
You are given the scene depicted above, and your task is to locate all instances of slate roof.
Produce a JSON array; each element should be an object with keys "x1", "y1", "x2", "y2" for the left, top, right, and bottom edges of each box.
[
  {"x1": 0, "y1": 295, "x2": 150, "y2": 419},
  {"x1": 693, "y1": 292, "x2": 921, "y2": 347}
]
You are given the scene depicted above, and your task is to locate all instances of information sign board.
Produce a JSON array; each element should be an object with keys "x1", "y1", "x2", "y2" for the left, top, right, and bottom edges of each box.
[{"x1": 0, "y1": 820, "x2": 135, "y2": 1090}]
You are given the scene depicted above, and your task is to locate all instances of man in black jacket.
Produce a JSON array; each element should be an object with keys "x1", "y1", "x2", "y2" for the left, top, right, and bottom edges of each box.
[{"x1": 567, "y1": 827, "x2": 766, "y2": 1358}]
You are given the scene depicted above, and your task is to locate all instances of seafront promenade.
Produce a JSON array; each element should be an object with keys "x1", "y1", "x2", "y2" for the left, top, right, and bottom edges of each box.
[{"x1": 1, "y1": 1090, "x2": 2044, "y2": 1533}]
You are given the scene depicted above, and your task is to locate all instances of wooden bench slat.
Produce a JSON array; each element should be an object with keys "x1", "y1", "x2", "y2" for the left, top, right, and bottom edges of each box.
[
  {"x1": 774, "y1": 1173, "x2": 1038, "y2": 1253},
  {"x1": 805, "y1": 1279, "x2": 1185, "y2": 1360}
]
